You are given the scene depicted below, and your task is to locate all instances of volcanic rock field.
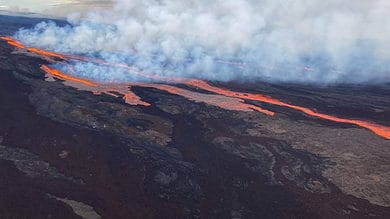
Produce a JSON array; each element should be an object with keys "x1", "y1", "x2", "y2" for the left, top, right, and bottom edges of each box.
[{"x1": 0, "y1": 15, "x2": 389, "y2": 218}]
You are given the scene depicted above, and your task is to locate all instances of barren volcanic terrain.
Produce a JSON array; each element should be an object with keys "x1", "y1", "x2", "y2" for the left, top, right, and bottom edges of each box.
[{"x1": 0, "y1": 15, "x2": 389, "y2": 218}]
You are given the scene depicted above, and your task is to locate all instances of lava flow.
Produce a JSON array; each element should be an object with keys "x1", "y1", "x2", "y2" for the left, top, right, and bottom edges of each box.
[
  {"x1": 0, "y1": 36, "x2": 151, "y2": 106},
  {"x1": 41, "y1": 65, "x2": 150, "y2": 106},
  {"x1": 185, "y1": 79, "x2": 390, "y2": 140},
  {"x1": 133, "y1": 83, "x2": 275, "y2": 115},
  {"x1": 41, "y1": 65, "x2": 97, "y2": 87},
  {"x1": 1, "y1": 36, "x2": 68, "y2": 60},
  {"x1": 1, "y1": 36, "x2": 272, "y2": 115},
  {"x1": 1, "y1": 36, "x2": 25, "y2": 49},
  {"x1": 2, "y1": 36, "x2": 390, "y2": 140}
]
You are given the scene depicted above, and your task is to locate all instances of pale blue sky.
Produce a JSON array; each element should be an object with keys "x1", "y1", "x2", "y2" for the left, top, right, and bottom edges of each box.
[{"x1": 0, "y1": 0, "x2": 111, "y2": 16}]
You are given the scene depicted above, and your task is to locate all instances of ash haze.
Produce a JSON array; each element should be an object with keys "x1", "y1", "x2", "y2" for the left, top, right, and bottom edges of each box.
[
  {"x1": 0, "y1": 0, "x2": 111, "y2": 16},
  {"x1": 12, "y1": 0, "x2": 390, "y2": 84}
]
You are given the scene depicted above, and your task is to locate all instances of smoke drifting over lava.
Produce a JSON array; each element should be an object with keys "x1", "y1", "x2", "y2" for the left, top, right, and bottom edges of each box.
[
  {"x1": 3, "y1": 36, "x2": 390, "y2": 140},
  {"x1": 14, "y1": 0, "x2": 390, "y2": 84}
]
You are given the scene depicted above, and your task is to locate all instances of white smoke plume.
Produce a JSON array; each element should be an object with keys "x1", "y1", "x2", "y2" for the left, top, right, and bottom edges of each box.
[{"x1": 14, "y1": 0, "x2": 390, "y2": 84}]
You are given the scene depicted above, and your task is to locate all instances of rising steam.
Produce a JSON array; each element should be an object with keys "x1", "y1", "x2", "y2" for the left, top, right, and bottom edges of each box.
[{"x1": 14, "y1": 0, "x2": 390, "y2": 84}]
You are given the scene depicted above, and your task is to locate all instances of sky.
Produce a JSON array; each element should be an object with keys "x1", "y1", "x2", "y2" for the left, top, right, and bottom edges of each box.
[{"x1": 0, "y1": 0, "x2": 111, "y2": 16}]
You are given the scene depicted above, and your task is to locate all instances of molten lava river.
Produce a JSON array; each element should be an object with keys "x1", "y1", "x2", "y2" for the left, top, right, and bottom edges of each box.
[{"x1": 1, "y1": 36, "x2": 389, "y2": 140}]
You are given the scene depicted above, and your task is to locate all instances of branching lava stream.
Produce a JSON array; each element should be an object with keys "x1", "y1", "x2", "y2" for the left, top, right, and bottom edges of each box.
[
  {"x1": 185, "y1": 79, "x2": 390, "y2": 140},
  {"x1": 2, "y1": 36, "x2": 389, "y2": 140}
]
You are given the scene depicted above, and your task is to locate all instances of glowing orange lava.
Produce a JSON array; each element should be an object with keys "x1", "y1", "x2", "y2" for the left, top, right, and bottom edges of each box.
[
  {"x1": 92, "y1": 83, "x2": 151, "y2": 107},
  {"x1": 27, "y1": 48, "x2": 67, "y2": 60},
  {"x1": 123, "y1": 93, "x2": 151, "y2": 106},
  {"x1": 1, "y1": 36, "x2": 69, "y2": 60},
  {"x1": 134, "y1": 83, "x2": 274, "y2": 115},
  {"x1": 2, "y1": 36, "x2": 389, "y2": 139},
  {"x1": 1, "y1": 36, "x2": 25, "y2": 49},
  {"x1": 41, "y1": 65, "x2": 150, "y2": 106},
  {"x1": 185, "y1": 79, "x2": 390, "y2": 140},
  {"x1": 41, "y1": 65, "x2": 97, "y2": 87}
]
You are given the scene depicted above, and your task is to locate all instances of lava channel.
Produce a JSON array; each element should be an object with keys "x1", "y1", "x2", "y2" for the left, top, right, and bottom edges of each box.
[
  {"x1": 41, "y1": 65, "x2": 150, "y2": 106},
  {"x1": 185, "y1": 79, "x2": 390, "y2": 140},
  {"x1": 132, "y1": 83, "x2": 275, "y2": 115},
  {"x1": 2, "y1": 36, "x2": 389, "y2": 140}
]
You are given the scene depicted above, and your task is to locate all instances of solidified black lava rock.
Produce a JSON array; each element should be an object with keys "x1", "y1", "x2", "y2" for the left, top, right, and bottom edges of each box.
[{"x1": 0, "y1": 14, "x2": 389, "y2": 218}]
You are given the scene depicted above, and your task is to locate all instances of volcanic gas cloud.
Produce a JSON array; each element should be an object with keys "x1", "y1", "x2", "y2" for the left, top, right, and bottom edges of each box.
[
  {"x1": 2, "y1": 36, "x2": 390, "y2": 140},
  {"x1": 2, "y1": 0, "x2": 390, "y2": 139},
  {"x1": 13, "y1": 0, "x2": 390, "y2": 84}
]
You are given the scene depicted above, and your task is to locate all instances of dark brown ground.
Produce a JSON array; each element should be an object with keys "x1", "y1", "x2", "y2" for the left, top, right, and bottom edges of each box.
[{"x1": 0, "y1": 14, "x2": 389, "y2": 219}]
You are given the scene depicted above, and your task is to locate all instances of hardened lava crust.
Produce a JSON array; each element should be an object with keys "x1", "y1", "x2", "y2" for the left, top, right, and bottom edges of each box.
[{"x1": 0, "y1": 15, "x2": 389, "y2": 218}]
